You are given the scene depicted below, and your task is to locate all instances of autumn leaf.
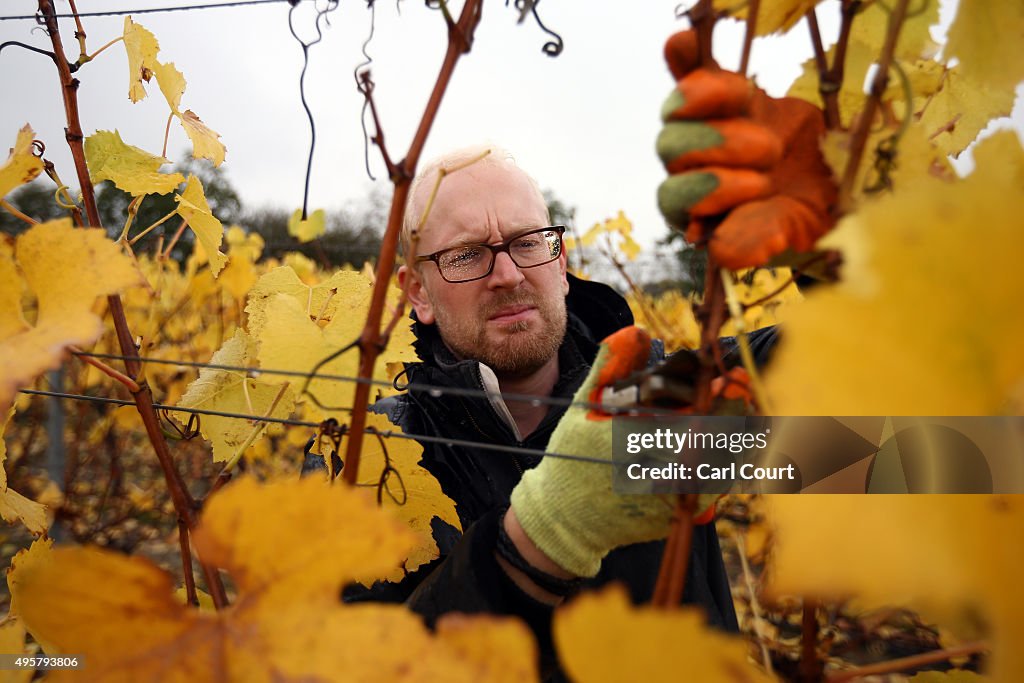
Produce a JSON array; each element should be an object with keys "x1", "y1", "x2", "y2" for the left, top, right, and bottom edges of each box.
[
  {"x1": 152, "y1": 61, "x2": 226, "y2": 166},
  {"x1": 287, "y1": 208, "x2": 325, "y2": 243},
  {"x1": 175, "y1": 175, "x2": 228, "y2": 277},
  {"x1": 0, "y1": 220, "x2": 141, "y2": 417},
  {"x1": 247, "y1": 267, "x2": 416, "y2": 409},
  {"x1": 219, "y1": 226, "x2": 264, "y2": 300},
  {"x1": 434, "y1": 616, "x2": 538, "y2": 683},
  {"x1": 245, "y1": 266, "x2": 369, "y2": 338},
  {"x1": 0, "y1": 125, "x2": 43, "y2": 199},
  {"x1": 554, "y1": 585, "x2": 771, "y2": 682},
  {"x1": 0, "y1": 407, "x2": 47, "y2": 535},
  {"x1": 180, "y1": 111, "x2": 226, "y2": 167},
  {"x1": 176, "y1": 330, "x2": 295, "y2": 463},
  {"x1": 944, "y1": 0, "x2": 1024, "y2": 96},
  {"x1": 764, "y1": 131, "x2": 1024, "y2": 416},
  {"x1": 850, "y1": 0, "x2": 939, "y2": 60},
  {"x1": 820, "y1": 116, "x2": 950, "y2": 206},
  {"x1": 768, "y1": 496, "x2": 1023, "y2": 681},
  {"x1": 85, "y1": 130, "x2": 185, "y2": 196},
  {"x1": 153, "y1": 60, "x2": 186, "y2": 112},
  {"x1": 256, "y1": 287, "x2": 416, "y2": 418},
  {"x1": 7, "y1": 537, "x2": 54, "y2": 620},
  {"x1": 122, "y1": 17, "x2": 159, "y2": 103},
  {"x1": 307, "y1": 411, "x2": 462, "y2": 580},
  {"x1": 10, "y1": 478, "x2": 536, "y2": 682},
  {"x1": 0, "y1": 617, "x2": 32, "y2": 683},
  {"x1": 918, "y1": 66, "x2": 1016, "y2": 157},
  {"x1": 712, "y1": 0, "x2": 823, "y2": 37}
]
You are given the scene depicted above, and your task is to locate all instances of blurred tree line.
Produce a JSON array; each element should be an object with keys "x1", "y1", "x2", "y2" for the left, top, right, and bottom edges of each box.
[
  {"x1": 0, "y1": 156, "x2": 386, "y2": 268},
  {"x1": 2, "y1": 155, "x2": 706, "y2": 291}
]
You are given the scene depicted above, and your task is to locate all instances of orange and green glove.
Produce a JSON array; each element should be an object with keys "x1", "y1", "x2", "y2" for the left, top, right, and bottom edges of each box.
[
  {"x1": 509, "y1": 326, "x2": 718, "y2": 578},
  {"x1": 656, "y1": 30, "x2": 838, "y2": 270}
]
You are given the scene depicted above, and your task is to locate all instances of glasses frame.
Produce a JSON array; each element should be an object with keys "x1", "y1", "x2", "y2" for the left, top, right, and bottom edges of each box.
[{"x1": 415, "y1": 225, "x2": 566, "y2": 284}]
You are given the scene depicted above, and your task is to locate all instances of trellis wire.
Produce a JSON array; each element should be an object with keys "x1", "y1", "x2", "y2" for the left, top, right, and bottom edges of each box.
[
  {"x1": 0, "y1": 0, "x2": 307, "y2": 21},
  {"x1": 71, "y1": 350, "x2": 681, "y2": 417},
  {"x1": 18, "y1": 388, "x2": 613, "y2": 467}
]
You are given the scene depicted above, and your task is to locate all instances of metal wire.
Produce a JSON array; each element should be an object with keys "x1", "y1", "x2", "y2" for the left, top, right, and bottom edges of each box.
[
  {"x1": 0, "y1": 0, "x2": 307, "y2": 21},
  {"x1": 18, "y1": 388, "x2": 613, "y2": 467},
  {"x1": 70, "y1": 349, "x2": 681, "y2": 416}
]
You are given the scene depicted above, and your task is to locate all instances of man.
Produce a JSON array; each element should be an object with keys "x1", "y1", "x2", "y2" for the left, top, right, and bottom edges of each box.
[{"x1": 306, "y1": 145, "x2": 743, "y2": 675}]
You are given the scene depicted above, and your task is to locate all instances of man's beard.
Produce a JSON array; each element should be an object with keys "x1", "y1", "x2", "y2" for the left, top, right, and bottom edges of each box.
[{"x1": 433, "y1": 291, "x2": 567, "y2": 379}]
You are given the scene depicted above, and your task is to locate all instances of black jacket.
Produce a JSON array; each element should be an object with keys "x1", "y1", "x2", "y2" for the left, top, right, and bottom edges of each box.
[{"x1": 304, "y1": 276, "x2": 760, "y2": 677}]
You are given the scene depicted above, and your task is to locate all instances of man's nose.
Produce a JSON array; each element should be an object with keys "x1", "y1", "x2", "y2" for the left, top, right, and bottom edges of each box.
[{"x1": 487, "y1": 251, "x2": 526, "y2": 289}]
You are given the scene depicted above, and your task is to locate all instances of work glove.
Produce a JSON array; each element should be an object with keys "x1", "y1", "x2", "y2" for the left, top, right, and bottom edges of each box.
[
  {"x1": 656, "y1": 30, "x2": 838, "y2": 270},
  {"x1": 509, "y1": 326, "x2": 719, "y2": 579}
]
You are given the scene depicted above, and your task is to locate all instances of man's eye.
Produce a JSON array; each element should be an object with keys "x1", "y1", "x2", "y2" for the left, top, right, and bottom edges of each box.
[{"x1": 443, "y1": 248, "x2": 482, "y2": 268}]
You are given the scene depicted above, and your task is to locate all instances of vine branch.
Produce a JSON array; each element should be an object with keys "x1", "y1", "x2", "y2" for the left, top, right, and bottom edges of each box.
[
  {"x1": 651, "y1": 0, "x2": 719, "y2": 609},
  {"x1": 839, "y1": 0, "x2": 911, "y2": 210},
  {"x1": 341, "y1": 0, "x2": 483, "y2": 486},
  {"x1": 36, "y1": 0, "x2": 228, "y2": 610}
]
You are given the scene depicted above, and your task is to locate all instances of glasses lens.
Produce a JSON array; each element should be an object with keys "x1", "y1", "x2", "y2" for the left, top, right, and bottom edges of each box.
[
  {"x1": 437, "y1": 245, "x2": 491, "y2": 282},
  {"x1": 510, "y1": 229, "x2": 562, "y2": 268}
]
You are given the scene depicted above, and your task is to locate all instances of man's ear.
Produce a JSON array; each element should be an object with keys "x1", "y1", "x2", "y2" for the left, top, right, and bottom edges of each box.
[
  {"x1": 558, "y1": 247, "x2": 570, "y2": 296},
  {"x1": 399, "y1": 265, "x2": 435, "y2": 324}
]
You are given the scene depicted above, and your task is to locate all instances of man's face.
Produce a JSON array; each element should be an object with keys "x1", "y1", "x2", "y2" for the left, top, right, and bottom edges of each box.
[{"x1": 400, "y1": 162, "x2": 569, "y2": 378}]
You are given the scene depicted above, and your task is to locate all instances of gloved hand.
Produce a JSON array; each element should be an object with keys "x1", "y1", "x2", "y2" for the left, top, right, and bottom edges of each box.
[
  {"x1": 509, "y1": 326, "x2": 718, "y2": 578},
  {"x1": 656, "y1": 30, "x2": 838, "y2": 270}
]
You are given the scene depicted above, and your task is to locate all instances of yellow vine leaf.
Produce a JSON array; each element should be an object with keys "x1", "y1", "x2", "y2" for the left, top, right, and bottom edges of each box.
[
  {"x1": 944, "y1": 0, "x2": 1024, "y2": 97},
  {"x1": 245, "y1": 266, "x2": 368, "y2": 338},
  {"x1": 0, "y1": 618, "x2": 32, "y2": 683},
  {"x1": 712, "y1": 0, "x2": 823, "y2": 37},
  {"x1": 220, "y1": 226, "x2": 264, "y2": 301},
  {"x1": 256, "y1": 282, "x2": 417, "y2": 419},
  {"x1": 626, "y1": 289, "x2": 701, "y2": 353},
  {"x1": 10, "y1": 478, "x2": 536, "y2": 682},
  {"x1": 764, "y1": 131, "x2": 1024, "y2": 416},
  {"x1": 152, "y1": 60, "x2": 226, "y2": 167},
  {"x1": 174, "y1": 587, "x2": 215, "y2": 612},
  {"x1": 282, "y1": 252, "x2": 319, "y2": 283},
  {"x1": 620, "y1": 234, "x2": 641, "y2": 261},
  {"x1": 85, "y1": 130, "x2": 184, "y2": 196},
  {"x1": 177, "y1": 330, "x2": 295, "y2": 463},
  {"x1": 0, "y1": 238, "x2": 25, "y2": 341},
  {"x1": 0, "y1": 125, "x2": 43, "y2": 199},
  {"x1": 768, "y1": 496, "x2": 1023, "y2": 681},
  {"x1": 553, "y1": 585, "x2": 771, "y2": 682},
  {"x1": 196, "y1": 478, "x2": 415, "y2": 592},
  {"x1": 850, "y1": 0, "x2": 939, "y2": 61},
  {"x1": 7, "y1": 537, "x2": 54, "y2": 619},
  {"x1": 918, "y1": 66, "x2": 1016, "y2": 158},
  {"x1": 0, "y1": 407, "x2": 46, "y2": 535},
  {"x1": 0, "y1": 220, "x2": 141, "y2": 417},
  {"x1": 122, "y1": 17, "x2": 159, "y2": 103},
  {"x1": 433, "y1": 616, "x2": 538, "y2": 683},
  {"x1": 175, "y1": 175, "x2": 228, "y2": 277},
  {"x1": 288, "y1": 208, "x2": 326, "y2": 243},
  {"x1": 308, "y1": 411, "x2": 462, "y2": 580},
  {"x1": 821, "y1": 117, "x2": 950, "y2": 206},
  {"x1": 153, "y1": 60, "x2": 185, "y2": 113},
  {"x1": 181, "y1": 111, "x2": 227, "y2": 168}
]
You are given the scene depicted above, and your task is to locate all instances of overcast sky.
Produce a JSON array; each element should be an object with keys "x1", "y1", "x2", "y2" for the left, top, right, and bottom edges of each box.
[{"x1": 2, "y1": 0, "x2": 1022, "y2": 251}]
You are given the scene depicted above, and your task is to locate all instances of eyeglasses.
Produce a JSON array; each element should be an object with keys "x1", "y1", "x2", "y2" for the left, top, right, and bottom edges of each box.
[{"x1": 416, "y1": 226, "x2": 566, "y2": 284}]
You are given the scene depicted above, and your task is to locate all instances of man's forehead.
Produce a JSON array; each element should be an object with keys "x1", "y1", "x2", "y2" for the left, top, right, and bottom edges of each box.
[{"x1": 417, "y1": 163, "x2": 547, "y2": 247}]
